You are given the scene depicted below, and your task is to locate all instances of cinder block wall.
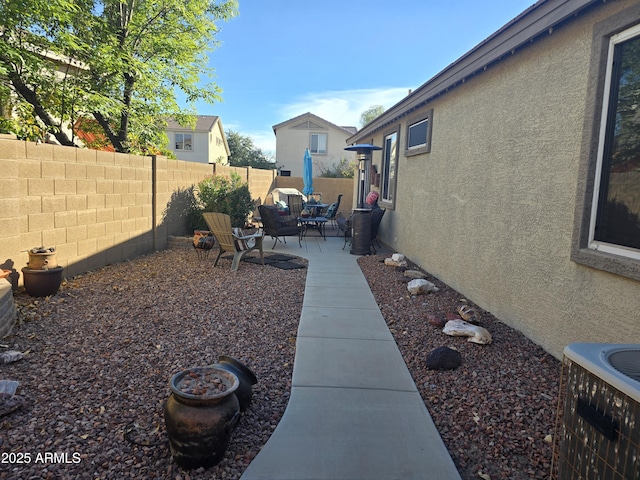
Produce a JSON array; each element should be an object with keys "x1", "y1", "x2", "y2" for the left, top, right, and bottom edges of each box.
[
  {"x1": 0, "y1": 140, "x2": 276, "y2": 286},
  {"x1": 272, "y1": 177, "x2": 354, "y2": 216}
]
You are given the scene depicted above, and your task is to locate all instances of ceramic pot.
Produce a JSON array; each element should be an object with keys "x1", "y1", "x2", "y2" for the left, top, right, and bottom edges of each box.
[
  {"x1": 27, "y1": 251, "x2": 58, "y2": 270},
  {"x1": 21, "y1": 267, "x2": 63, "y2": 297},
  {"x1": 214, "y1": 355, "x2": 258, "y2": 412},
  {"x1": 164, "y1": 366, "x2": 240, "y2": 469}
]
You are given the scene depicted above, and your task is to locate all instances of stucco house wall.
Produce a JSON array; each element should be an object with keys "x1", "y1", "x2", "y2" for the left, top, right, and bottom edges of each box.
[
  {"x1": 273, "y1": 112, "x2": 357, "y2": 177},
  {"x1": 349, "y1": 0, "x2": 640, "y2": 359}
]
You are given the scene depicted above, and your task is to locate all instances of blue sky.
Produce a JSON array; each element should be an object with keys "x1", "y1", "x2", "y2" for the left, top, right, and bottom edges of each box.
[{"x1": 195, "y1": 0, "x2": 536, "y2": 155}]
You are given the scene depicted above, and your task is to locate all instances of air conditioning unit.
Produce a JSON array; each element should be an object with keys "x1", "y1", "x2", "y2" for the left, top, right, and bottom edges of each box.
[{"x1": 553, "y1": 343, "x2": 640, "y2": 480}]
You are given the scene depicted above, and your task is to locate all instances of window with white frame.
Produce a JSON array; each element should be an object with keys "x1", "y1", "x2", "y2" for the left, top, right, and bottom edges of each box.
[
  {"x1": 381, "y1": 130, "x2": 398, "y2": 205},
  {"x1": 175, "y1": 133, "x2": 193, "y2": 151},
  {"x1": 310, "y1": 133, "x2": 327, "y2": 154},
  {"x1": 588, "y1": 24, "x2": 640, "y2": 260}
]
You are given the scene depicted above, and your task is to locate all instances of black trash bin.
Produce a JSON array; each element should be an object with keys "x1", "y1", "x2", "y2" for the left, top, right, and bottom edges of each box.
[{"x1": 350, "y1": 208, "x2": 372, "y2": 255}]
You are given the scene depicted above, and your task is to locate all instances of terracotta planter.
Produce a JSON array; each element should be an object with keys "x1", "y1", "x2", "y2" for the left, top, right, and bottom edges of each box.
[{"x1": 27, "y1": 251, "x2": 58, "y2": 270}]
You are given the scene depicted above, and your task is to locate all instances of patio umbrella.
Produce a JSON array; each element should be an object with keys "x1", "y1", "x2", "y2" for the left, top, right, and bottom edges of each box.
[{"x1": 302, "y1": 148, "x2": 314, "y2": 197}]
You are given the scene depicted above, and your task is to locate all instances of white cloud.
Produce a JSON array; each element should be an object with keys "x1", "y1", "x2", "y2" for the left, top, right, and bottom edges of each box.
[{"x1": 279, "y1": 87, "x2": 410, "y2": 128}]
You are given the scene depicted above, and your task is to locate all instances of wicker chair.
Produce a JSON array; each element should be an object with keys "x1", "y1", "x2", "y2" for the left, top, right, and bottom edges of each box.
[{"x1": 258, "y1": 205, "x2": 301, "y2": 249}]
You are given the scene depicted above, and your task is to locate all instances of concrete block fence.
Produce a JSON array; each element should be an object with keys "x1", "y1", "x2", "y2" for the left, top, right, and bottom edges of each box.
[{"x1": 0, "y1": 139, "x2": 279, "y2": 287}]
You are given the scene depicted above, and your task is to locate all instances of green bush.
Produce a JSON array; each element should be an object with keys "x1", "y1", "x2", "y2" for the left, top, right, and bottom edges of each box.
[{"x1": 187, "y1": 172, "x2": 254, "y2": 230}]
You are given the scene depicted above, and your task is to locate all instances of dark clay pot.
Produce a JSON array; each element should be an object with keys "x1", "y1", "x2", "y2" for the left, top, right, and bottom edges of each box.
[
  {"x1": 21, "y1": 267, "x2": 63, "y2": 297},
  {"x1": 214, "y1": 355, "x2": 258, "y2": 412},
  {"x1": 164, "y1": 366, "x2": 240, "y2": 469}
]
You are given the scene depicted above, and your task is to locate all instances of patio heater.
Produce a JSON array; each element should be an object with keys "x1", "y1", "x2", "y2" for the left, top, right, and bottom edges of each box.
[
  {"x1": 344, "y1": 144, "x2": 381, "y2": 255},
  {"x1": 344, "y1": 143, "x2": 381, "y2": 208}
]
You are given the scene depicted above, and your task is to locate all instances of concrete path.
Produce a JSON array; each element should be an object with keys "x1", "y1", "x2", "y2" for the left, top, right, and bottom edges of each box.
[{"x1": 241, "y1": 232, "x2": 461, "y2": 480}]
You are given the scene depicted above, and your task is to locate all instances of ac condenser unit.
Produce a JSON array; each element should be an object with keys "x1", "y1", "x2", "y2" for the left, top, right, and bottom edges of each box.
[{"x1": 553, "y1": 343, "x2": 640, "y2": 480}]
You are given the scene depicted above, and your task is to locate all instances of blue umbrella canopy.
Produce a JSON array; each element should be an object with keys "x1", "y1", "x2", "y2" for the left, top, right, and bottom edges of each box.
[{"x1": 302, "y1": 148, "x2": 314, "y2": 196}]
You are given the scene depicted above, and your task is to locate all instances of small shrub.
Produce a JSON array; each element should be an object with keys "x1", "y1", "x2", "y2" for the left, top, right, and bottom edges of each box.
[{"x1": 187, "y1": 172, "x2": 254, "y2": 230}]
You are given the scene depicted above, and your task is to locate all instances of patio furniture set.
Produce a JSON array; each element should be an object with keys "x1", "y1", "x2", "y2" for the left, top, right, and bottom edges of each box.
[{"x1": 196, "y1": 192, "x2": 384, "y2": 272}]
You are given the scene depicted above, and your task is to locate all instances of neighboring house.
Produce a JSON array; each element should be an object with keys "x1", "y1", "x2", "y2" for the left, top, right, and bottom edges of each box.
[
  {"x1": 273, "y1": 112, "x2": 357, "y2": 177},
  {"x1": 166, "y1": 115, "x2": 230, "y2": 164},
  {"x1": 348, "y1": 0, "x2": 640, "y2": 359}
]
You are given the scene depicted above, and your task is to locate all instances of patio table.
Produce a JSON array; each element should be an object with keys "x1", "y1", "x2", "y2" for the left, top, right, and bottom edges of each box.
[{"x1": 298, "y1": 216, "x2": 328, "y2": 245}]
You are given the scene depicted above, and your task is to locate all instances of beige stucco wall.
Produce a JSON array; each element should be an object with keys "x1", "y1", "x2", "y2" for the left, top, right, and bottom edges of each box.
[
  {"x1": 275, "y1": 123, "x2": 355, "y2": 177},
  {"x1": 367, "y1": 0, "x2": 640, "y2": 359}
]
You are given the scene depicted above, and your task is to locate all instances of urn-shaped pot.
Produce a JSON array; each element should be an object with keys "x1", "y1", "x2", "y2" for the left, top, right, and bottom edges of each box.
[{"x1": 164, "y1": 366, "x2": 240, "y2": 469}]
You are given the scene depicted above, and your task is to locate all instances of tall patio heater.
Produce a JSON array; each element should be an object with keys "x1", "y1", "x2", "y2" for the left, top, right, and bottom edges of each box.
[
  {"x1": 344, "y1": 144, "x2": 381, "y2": 255},
  {"x1": 344, "y1": 143, "x2": 381, "y2": 208}
]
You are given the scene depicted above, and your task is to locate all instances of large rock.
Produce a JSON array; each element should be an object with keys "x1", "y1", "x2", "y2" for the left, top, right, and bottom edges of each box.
[
  {"x1": 404, "y1": 270, "x2": 426, "y2": 280},
  {"x1": 426, "y1": 346, "x2": 462, "y2": 370},
  {"x1": 384, "y1": 253, "x2": 407, "y2": 267},
  {"x1": 443, "y1": 319, "x2": 492, "y2": 345},
  {"x1": 407, "y1": 279, "x2": 439, "y2": 295}
]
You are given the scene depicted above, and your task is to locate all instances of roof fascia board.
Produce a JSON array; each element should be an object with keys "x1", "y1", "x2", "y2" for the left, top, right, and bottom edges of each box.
[{"x1": 349, "y1": 0, "x2": 599, "y2": 142}]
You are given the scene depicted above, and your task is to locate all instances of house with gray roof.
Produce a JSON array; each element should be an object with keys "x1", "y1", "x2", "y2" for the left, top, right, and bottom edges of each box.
[
  {"x1": 166, "y1": 115, "x2": 230, "y2": 165},
  {"x1": 347, "y1": 0, "x2": 640, "y2": 358}
]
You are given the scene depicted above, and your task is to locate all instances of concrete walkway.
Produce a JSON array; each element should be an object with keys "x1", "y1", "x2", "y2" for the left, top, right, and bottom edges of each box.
[{"x1": 241, "y1": 232, "x2": 461, "y2": 480}]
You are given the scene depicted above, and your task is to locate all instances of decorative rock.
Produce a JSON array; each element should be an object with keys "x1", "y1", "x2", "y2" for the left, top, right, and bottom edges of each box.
[
  {"x1": 0, "y1": 351, "x2": 24, "y2": 364},
  {"x1": 407, "y1": 279, "x2": 439, "y2": 295},
  {"x1": 427, "y1": 314, "x2": 446, "y2": 328},
  {"x1": 391, "y1": 253, "x2": 405, "y2": 262},
  {"x1": 384, "y1": 257, "x2": 407, "y2": 267},
  {"x1": 443, "y1": 319, "x2": 492, "y2": 345},
  {"x1": 0, "y1": 394, "x2": 26, "y2": 417},
  {"x1": 404, "y1": 270, "x2": 427, "y2": 280},
  {"x1": 426, "y1": 346, "x2": 462, "y2": 370},
  {"x1": 457, "y1": 305, "x2": 479, "y2": 324}
]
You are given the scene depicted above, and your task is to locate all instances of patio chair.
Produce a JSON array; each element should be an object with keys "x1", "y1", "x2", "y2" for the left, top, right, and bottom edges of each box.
[
  {"x1": 336, "y1": 213, "x2": 352, "y2": 249},
  {"x1": 202, "y1": 212, "x2": 264, "y2": 272},
  {"x1": 324, "y1": 194, "x2": 343, "y2": 229},
  {"x1": 258, "y1": 205, "x2": 301, "y2": 249},
  {"x1": 370, "y1": 208, "x2": 386, "y2": 254},
  {"x1": 287, "y1": 195, "x2": 304, "y2": 218}
]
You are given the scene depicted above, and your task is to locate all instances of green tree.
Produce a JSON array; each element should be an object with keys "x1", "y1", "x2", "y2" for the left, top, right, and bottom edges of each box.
[
  {"x1": 0, "y1": 0, "x2": 238, "y2": 153},
  {"x1": 318, "y1": 158, "x2": 356, "y2": 178},
  {"x1": 226, "y1": 130, "x2": 275, "y2": 169},
  {"x1": 359, "y1": 105, "x2": 385, "y2": 128},
  {"x1": 188, "y1": 172, "x2": 254, "y2": 229}
]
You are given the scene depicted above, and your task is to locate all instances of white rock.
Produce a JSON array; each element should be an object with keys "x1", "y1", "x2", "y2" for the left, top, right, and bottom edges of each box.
[
  {"x1": 442, "y1": 319, "x2": 492, "y2": 344},
  {"x1": 384, "y1": 258, "x2": 407, "y2": 267},
  {"x1": 391, "y1": 253, "x2": 405, "y2": 262},
  {"x1": 407, "y1": 279, "x2": 439, "y2": 295},
  {"x1": 404, "y1": 270, "x2": 426, "y2": 279}
]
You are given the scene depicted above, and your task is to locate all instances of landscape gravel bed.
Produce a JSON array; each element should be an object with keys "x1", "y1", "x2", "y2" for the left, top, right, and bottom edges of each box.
[
  {"x1": 1, "y1": 246, "x2": 561, "y2": 479},
  {"x1": 357, "y1": 254, "x2": 561, "y2": 480}
]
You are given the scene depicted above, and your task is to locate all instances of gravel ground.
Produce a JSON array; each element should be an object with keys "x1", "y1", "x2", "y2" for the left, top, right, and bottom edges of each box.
[
  {"x1": 357, "y1": 254, "x2": 561, "y2": 480},
  {"x1": 1, "y1": 246, "x2": 561, "y2": 480}
]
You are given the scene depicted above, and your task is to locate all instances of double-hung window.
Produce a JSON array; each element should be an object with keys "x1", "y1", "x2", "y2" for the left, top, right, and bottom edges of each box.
[
  {"x1": 588, "y1": 24, "x2": 640, "y2": 260},
  {"x1": 175, "y1": 133, "x2": 193, "y2": 151},
  {"x1": 381, "y1": 130, "x2": 399, "y2": 205},
  {"x1": 310, "y1": 133, "x2": 327, "y2": 154}
]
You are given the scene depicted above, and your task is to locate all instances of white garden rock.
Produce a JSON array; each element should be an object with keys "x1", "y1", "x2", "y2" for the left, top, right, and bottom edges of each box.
[
  {"x1": 443, "y1": 319, "x2": 492, "y2": 345},
  {"x1": 407, "y1": 279, "x2": 439, "y2": 295},
  {"x1": 404, "y1": 270, "x2": 427, "y2": 280},
  {"x1": 384, "y1": 253, "x2": 407, "y2": 267}
]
